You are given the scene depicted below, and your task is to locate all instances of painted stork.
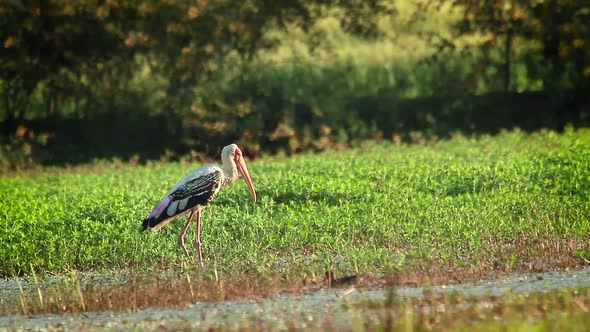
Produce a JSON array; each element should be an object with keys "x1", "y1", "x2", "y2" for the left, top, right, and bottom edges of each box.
[{"x1": 142, "y1": 144, "x2": 256, "y2": 265}]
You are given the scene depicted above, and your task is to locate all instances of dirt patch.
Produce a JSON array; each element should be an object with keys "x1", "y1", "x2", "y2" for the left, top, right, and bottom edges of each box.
[
  {"x1": 2, "y1": 241, "x2": 588, "y2": 317},
  {"x1": 3, "y1": 267, "x2": 590, "y2": 331}
]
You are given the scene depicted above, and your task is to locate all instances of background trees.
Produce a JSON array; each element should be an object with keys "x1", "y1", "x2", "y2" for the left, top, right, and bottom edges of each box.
[
  {"x1": 0, "y1": 0, "x2": 588, "y2": 169},
  {"x1": 424, "y1": 0, "x2": 590, "y2": 92}
]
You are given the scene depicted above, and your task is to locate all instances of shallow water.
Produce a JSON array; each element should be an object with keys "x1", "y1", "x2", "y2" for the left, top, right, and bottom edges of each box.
[{"x1": 2, "y1": 267, "x2": 590, "y2": 330}]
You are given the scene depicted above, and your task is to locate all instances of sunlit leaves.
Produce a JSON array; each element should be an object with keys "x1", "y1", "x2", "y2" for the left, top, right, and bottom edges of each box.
[{"x1": 424, "y1": 0, "x2": 590, "y2": 90}]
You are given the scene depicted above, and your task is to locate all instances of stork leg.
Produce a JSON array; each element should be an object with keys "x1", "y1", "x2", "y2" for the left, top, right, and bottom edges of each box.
[
  {"x1": 194, "y1": 209, "x2": 203, "y2": 266},
  {"x1": 178, "y1": 210, "x2": 195, "y2": 256}
]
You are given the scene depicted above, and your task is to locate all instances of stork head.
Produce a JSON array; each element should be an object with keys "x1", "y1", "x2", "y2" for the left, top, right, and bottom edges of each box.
[{"x1": 223, "y1": 144, "x2": 257, "y2": 202}]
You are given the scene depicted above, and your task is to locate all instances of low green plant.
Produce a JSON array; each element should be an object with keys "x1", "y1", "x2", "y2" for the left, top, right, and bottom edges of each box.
[{"x1": 0, "y1": 129, "x2": 589, "y2": 279}]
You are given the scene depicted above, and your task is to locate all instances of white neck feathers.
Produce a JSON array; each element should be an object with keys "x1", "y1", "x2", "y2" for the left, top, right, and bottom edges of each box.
[{"x1": 221, "y1": 148, "x2": 238, "y2": 185}]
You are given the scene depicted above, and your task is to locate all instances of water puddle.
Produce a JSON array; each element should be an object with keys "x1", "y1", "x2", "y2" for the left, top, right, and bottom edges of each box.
[{"x1": 2, "y1": 267, "x2": 590, "y2": 330}]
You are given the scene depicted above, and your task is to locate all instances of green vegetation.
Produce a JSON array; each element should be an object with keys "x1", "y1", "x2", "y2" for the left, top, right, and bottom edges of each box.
[
  {"x1": 1, "y1": 129, "x2": 589, "y2": 278},
  {"x1": 2, "y1": 1, "x2": 589, "y2": 328},
  {"x1": 1, "y1": 1, "x2": 588, "y2": 169}
]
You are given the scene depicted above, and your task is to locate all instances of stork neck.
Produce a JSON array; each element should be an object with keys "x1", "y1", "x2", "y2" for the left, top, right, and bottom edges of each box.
[{"x1": 221, "y1": 152, "x2": 238, "y2": 185}]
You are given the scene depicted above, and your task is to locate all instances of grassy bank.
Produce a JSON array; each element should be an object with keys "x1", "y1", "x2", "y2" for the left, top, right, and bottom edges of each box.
[{"x1": 1, "y1": 129, "x2": 589, "y2": 279}]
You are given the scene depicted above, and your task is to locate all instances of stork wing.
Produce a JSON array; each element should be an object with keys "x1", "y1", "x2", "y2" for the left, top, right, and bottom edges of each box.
[
  {"x1": 143, "y1": 166, "x2": 223, "y2": 230},
  {"x1": 170, "y1": 169, "x2": 222, "y2": 202},
  {"x1": 165, "y1": 167, "x2": 222, "y2": 217}
]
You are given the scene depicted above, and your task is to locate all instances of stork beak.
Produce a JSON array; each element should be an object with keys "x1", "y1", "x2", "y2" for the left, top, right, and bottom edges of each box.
[{"x1": 235, "y1": 153, "x2": 257, "y2": 203}]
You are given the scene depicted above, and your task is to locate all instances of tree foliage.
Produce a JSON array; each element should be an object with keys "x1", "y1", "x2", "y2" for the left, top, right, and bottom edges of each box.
[
  {"x1": 0, "y1": 0, "x2": 588, "y2": 169},
  {"x1": 423, "y1": 0, "x2": 590, "y2": 91},
  {"x1": 0, "y1": 0, "x2": 391, "y2": 121}
]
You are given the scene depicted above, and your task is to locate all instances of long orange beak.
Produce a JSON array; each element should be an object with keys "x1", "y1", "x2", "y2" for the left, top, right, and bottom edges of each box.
[{"x1": 235, "y1": 153, "x2": 256, "y2": 203}]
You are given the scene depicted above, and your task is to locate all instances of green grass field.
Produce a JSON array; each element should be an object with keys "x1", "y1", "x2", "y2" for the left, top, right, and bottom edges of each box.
[{"x1": 1, "y1": 129, "x2": 589, "y2": 279}]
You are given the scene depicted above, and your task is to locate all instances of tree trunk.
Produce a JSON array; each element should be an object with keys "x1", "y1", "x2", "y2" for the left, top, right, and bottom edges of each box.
[
  {"x1": 3, "y1": 94, "x2": 16, "y2": 138},
  {"x1": 503, "y1": 29, "x2": 513, "y2": 93}
]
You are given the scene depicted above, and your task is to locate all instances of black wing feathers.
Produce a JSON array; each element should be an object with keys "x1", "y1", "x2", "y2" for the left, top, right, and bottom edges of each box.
[
  {"x1": 142, "y1": 170, "x2": 222, "y2": 230},
  {"x1": 172, "y1": 170, "x2": 221, "y2": 203}
]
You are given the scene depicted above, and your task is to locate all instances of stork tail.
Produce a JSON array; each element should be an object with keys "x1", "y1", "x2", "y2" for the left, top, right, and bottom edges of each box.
[
  {"x1": 142, "y1": 217, "x2": 158, "y2": 230},
  {"x1": 142, "y1": 196, "x2": 171, "y2": 230}
]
